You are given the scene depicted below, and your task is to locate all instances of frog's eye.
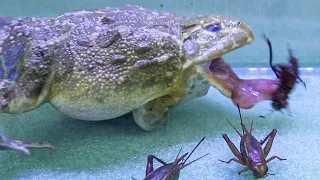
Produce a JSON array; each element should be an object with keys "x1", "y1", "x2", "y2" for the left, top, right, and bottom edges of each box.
[{"x1": 205, "y1": 24, "x2": 222, "y2": 33}]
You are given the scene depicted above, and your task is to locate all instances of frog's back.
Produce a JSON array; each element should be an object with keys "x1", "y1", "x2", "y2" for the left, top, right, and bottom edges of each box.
[
  {"x1": 51, "y1": 6, "x2": 190, "y2": 120},
  {"x1": 0, "y1": 12, "x2": 84, "y2": 113},
  {"x1": 0, "y1": 6, "x2": 193, "y2": 119}
]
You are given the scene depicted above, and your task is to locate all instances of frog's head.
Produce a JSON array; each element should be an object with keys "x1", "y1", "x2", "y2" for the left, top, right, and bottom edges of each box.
[
  {"x1": 177, "y1": 15, "x2": 254, "y2": 98},
  {"x1": 182, "y1": 15, "x2": 254, "y2": 65}
]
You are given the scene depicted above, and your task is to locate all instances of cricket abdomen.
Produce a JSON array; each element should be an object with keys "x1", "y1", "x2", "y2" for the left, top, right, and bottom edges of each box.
[
  {"x1": 240, "y1": 134, "x2": 266, "y2": 165},
  {"x1": 144, "y1": 164, "x2": 180, "y2": 180}
]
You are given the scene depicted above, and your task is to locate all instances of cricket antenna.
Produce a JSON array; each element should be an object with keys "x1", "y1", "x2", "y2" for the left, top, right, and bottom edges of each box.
[
  {"x1": 237, "y1": 104, "x2": 248, "y2": 134},
  {"x1": 262, "y1": 33, "x2": 273, "y2": 70},
  {"x1": 183, "y1": 153, "x2": 209, "y2": 168},
  {"x1": 175, "y1": 145, "x2": 184, "y2": 161},
  {"x1": 226, "y1": 118, "x2": 242, "y2": 137},
  {"x1": 182, "y1": 136, "x2": 206, "y2": 165}
]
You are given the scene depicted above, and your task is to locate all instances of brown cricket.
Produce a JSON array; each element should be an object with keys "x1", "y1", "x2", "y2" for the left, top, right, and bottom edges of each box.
[
  {"x1": 264, "y1": 35, "x2": 306, "y2": 111},
  {"x1": 143, "y1": 136, "x2": 208, "y2": 180},
  {"x1": 219, "y1": 104, "x2": 286, "y2": 178}
]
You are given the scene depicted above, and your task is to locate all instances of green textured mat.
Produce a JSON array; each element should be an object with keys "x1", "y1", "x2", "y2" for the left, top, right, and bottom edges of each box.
[{"x1": 0, "y1": 68, "x2": 317, "y2": 180}]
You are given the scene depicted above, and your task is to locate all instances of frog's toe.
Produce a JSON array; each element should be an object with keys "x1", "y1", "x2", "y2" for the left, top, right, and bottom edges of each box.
[
  {"x1": 132, "y1": 105, "x2": 170, "y2": 131},
  {"x1": 0, "y1": 133, "x2": 56, "y2": 155}
]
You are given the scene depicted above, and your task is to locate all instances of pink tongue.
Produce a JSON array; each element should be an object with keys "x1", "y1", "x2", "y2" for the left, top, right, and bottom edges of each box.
[
  {"x1": 209, "y1": 57, "x2": 223, "y2": 71},
  {"x1": 206, "y1": 58, "x2": 279, "y2": 109},
  {"x1": 231, "y1": 79, "x2": 279, "y2": 109}
]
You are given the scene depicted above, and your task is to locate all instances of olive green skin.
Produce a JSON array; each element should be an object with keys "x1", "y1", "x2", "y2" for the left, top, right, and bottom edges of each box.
[{"x1": 0, "y1": 5, "x2": 254, "y2": 130}]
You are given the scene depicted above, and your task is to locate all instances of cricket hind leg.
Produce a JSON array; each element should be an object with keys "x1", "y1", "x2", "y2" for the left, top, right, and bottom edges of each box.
[
  {"x1": 263, "y1": 33, "x2": 281, "y2": 79},
  {"x1": 296, "y1": 76, "x2": 306, "y2": 89},
  {"x1": 260, "y1": 129, "x2": 274, "y2": 145},
  {"x1": 146, "y1": 155, "x2": 167, "y2": 176},
  {"x1": 262, "y1": 129, "x2": 278, "y2": 157},
  {"x1": 271, "y1": 64, "x2": 283, "y2": 79},
  {"x1": 220, "y1": 134, "x2": 245, "y2": 166}
]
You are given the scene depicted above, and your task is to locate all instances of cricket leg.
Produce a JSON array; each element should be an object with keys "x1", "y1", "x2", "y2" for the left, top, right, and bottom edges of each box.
[
  {"x1": 266, "y1": 156, "x2": 287, "y2": 163},
  {"x1": 260, "y1": 129, "x2": 274, "y2": 145},
  {"x1": 221, "y1": 134, "x2": 245, "y2": 165},
  {"x1": 265, "y1": 31, "x2": 280, "y2": 77},
  {"x1": 146, "y1": 155, "x2": 167, "y2": 176},
  {"x1": 263, "y1": 129, "x2": 277, "y2": 157},
  {"x1": 263, "y1": 34, "x2": 281, "y2": 79},
  {"x1": 219, "y1": 158, "x2": 245, "y2": 166},
  {"x1": 271, "y1": 65, "x2": 282, "y2": 79},
  {"x1": 297, "y1": 76, "x2": 306, "y2": 89},
  {"x1": 238, "y1": 167, "x2": 249, "y2": 175}
]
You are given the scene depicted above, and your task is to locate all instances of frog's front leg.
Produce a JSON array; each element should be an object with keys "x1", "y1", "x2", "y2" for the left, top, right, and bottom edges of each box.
[
  {"x1": 0, "y1": 18, "x2": 54, "y2": 114},
  {"x1": 0, "y1": 133, "x2": 56, "y2": 154},
  {"x1": 0, "y1": 18, "x2": 57, "y2": 154},
  {"x1": 0, "y1": 80, "x2": 50, "y2": 113},
  {"x1": 132, "y1": 95, "x2": 179, "y2": 131},
  {"x1": 133, "y1": 78, "x2": 210, "y2": 131}
]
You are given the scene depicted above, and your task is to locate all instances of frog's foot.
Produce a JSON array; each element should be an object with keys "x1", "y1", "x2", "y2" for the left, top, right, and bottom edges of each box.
[
  {"x1": 0, "y1": 79, "x2": 49, "y2": 114},
  {"x1": 132, "y1": 105, "x2": 169, "y2": 131},
  {"x1": 0, "y1": 133, "x2": 56, "y2": 155},
  {"x1": 132, "y1": 96, "x2": 179, "y2": 131}
]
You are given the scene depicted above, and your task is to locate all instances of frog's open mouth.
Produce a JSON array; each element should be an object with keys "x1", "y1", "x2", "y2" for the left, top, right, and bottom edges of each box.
[
  {"x1": 186, "y1": 20, "x2": 280, "y2": 109},
  {"x1": 197, "y1": 57, "x2": 238, "y2": 98},
  {"x1": 198, "y1": 57, "x2": 280, "y2": 109}
]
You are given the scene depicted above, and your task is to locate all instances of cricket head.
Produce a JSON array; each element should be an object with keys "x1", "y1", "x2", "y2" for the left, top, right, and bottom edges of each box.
[{"x1": 252, "y1": 164, "x2": 268, "y2": 178}]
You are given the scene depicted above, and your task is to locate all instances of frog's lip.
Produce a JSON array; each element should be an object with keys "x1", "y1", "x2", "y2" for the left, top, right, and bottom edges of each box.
[
  {"x1": 196, "y1": 56, "x2": 235, "y2": 97},
  {"x1": 212, "y1": 57, "x2": 222, "y2": 61}
]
